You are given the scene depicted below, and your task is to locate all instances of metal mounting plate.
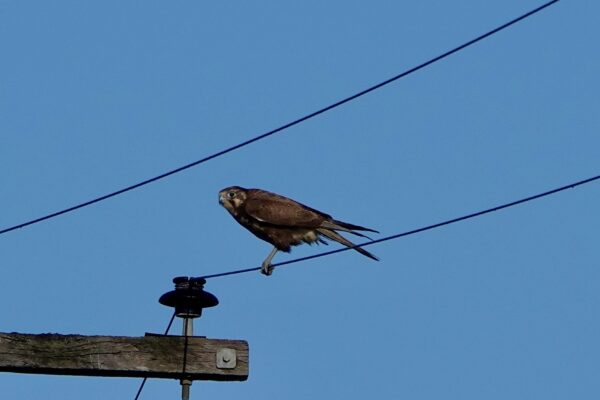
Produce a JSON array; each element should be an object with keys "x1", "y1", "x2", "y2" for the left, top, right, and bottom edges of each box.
[{"x1": 216, "y1": 348, "x2": 237, "y2": 369}]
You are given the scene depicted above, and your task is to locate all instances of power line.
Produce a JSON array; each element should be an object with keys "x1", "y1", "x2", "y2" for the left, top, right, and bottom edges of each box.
[
  {"x1": 133, "y1": 311, "x2": 176, "y2": 400},
  {"x1": 0, "y1": 0, "x2": 560, "y2": 236},
  {"x1": 199, "y1": 173, "x2": 600, "y2": 280}
]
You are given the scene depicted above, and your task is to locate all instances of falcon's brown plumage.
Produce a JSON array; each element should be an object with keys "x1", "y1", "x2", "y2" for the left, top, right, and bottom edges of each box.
[{"x1": 218, "y1": 186, "x2": 379, "y2": 275}]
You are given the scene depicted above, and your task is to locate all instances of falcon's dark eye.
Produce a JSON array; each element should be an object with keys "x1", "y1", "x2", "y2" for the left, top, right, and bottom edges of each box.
[{"x1": 227, "y1": 191, "x2": 236, "y2": 199}]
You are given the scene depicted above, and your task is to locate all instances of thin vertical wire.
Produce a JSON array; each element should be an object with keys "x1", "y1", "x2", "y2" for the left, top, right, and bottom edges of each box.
[{"x1": 133, "y1": 311, "x2": 177, "y2": 400}]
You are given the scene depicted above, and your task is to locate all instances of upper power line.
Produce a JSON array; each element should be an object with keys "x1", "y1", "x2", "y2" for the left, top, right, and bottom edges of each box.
[
  {"x1": 0, "y1": 0, "x2": 560, "y2": 236},
  {"x1": 199, "y1": 173, "x2": 599, "y2": 279}
]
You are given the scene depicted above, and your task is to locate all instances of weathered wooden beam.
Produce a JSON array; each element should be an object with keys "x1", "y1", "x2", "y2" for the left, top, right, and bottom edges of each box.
[{"x1": 0, "y1": 332, "x2": 248, "y2": 381}]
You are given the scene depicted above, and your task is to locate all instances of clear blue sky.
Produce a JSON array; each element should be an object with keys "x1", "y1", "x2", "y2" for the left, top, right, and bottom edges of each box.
[{"x1": 1, "y1": 1, "x2": 599, "y2": 399}]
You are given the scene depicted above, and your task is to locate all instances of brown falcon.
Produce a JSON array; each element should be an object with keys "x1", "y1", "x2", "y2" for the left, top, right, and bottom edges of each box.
[{"x1": 218, "y1": 186, "x2": 379, "y2": 275}]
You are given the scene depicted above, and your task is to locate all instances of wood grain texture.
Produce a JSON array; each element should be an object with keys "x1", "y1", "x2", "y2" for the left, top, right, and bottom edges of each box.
[{"x1": 0, "y1": 332, "x2": 248, "y2": 381}]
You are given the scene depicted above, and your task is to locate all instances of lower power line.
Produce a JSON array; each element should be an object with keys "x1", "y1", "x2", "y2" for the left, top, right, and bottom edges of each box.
[{"x1": 200, "y1": 173, "x2": 599, "y2": 279}]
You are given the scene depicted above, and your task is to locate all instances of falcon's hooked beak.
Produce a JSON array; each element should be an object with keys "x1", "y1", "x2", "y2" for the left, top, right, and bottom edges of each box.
[
  {"x1": 218, "y1": 192, "x2": 230, "y2": 210},
  {"x1": 218, "y1": 189, "x2": 235, "y2": 214}
]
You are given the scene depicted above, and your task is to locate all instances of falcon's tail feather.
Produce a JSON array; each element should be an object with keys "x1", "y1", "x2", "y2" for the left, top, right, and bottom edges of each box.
[
  {"x1": 321, "y1": 220, "x2": 378, "y2": 240},
  {"x1": 331, "y1": 219, "x2": 379, "y2": 233},
  {"x1": 317, "y1": 228, "x2": 379, "y2": 261},
  {"x1": 318, "y1": 237, "x2": 329, "y2": 245}
]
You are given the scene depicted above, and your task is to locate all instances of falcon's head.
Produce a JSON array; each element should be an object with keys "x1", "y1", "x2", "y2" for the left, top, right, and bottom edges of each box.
[{"x1": 218, "y1": 186, "x2": 248, "y2": 215}]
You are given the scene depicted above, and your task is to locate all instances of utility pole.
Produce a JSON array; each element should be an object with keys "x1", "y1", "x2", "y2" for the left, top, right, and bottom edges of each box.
[{"x1": 0, "y1": 277, "x2": 248, "y2": 397}]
